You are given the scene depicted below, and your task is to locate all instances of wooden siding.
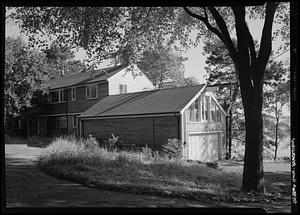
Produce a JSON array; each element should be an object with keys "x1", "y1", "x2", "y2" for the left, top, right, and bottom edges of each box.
[
  {"x1": 39, "y1": 82, "x2": 109, "y2": 115},
  {"x1": 82, "y1": 116, "x2": 179, "y2": 150},
  {"x1": 108, "y1": 65, "x2": 155, "y2": 95}
]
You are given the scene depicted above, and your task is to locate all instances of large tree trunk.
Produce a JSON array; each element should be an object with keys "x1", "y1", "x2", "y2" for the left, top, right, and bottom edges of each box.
[{"x1": 240, "y1": 71, "x2": 265, "y2": 193}]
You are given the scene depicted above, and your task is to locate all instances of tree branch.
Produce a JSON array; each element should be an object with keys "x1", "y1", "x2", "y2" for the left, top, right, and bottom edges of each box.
[
  {"x1": 207, "y1": 7, "x2": 238, "y2": 63},
  {"x1": 183, "y1": 7, "x2": 224, "y2": 40},
  {"x1": 258, "y1": 2, "x2": 279, "y2": 71}
]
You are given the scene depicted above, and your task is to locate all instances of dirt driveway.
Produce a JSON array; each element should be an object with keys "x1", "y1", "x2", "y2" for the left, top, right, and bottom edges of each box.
[{"x1": 5, "y1": 144, "x2": 207, "y2": 208}]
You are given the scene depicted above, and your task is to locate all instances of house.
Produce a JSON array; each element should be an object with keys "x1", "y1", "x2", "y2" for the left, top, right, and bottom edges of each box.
[
  {"x1": 16, "y1": 64, "x2": 155, "y2": 137},
  {"x1": 12, "y1": 64, "x2": 226, "y2": 162},
  {"x1": 79, "y1": 84, "x2": 226, "y2": 161}
]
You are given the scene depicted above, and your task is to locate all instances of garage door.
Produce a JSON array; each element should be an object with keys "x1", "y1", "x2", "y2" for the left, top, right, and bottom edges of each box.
[{"x1": 188, "y1": 132, "x2": 220, "y2": 162}]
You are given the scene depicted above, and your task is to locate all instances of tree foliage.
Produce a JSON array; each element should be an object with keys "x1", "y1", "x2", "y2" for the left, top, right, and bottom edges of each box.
[
  {"x1": 4, "y1": 37, "x2": 49, "y2": 123},
  {"x1": 137, "y1": 50, "x2": 187, "y2": 88},
  {"x1": 43, "y1": 40, "x2": 87, "y2": 78}
]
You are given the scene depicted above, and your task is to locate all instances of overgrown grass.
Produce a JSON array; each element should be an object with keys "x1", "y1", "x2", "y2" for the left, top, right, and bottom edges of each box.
[{"x1": 38, "y1": 136, "x2": 279, "y2": 203}]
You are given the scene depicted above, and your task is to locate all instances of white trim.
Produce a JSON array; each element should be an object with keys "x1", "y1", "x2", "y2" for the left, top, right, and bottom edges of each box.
[
  {"x1": 209, "y1": 92, "x2": 227, "y2": 116},
  {"x1": 188, "y1": 131, "x2": 222, "y2": 135},
  {"x1": 86, "y1": 84, "x2": 98, "y2": 100},
  {"x1": 180, "y1": 85, "x2": 206, "y2": 115},
  {"x1": 37, "y1": 113, "x2": 82, "y2": 117},
  {"x1": 81, "y1": 113, "x2": 180, "y2": 120}
]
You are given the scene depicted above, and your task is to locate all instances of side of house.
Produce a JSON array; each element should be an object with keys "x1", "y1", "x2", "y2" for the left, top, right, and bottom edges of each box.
[{"x1": 12, "y1": 64, "x2": 155, "y2": 137}]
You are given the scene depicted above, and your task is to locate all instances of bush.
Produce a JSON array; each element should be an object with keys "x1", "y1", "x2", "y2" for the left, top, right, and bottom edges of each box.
[
  {"x1": 206, "y1": 161, "x2": 222, "y2": 170},
  {"x1": 162, "y1": 138, "x2": 182, "y2": 159},
  {"x1": 82, "y1": 134, "x2": 99, "y2": 150}
]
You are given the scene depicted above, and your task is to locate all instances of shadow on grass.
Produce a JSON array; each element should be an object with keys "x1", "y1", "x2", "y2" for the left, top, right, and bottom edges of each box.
[{"x1": 264, "y1": 171, "x2": 291, "y2": 196}]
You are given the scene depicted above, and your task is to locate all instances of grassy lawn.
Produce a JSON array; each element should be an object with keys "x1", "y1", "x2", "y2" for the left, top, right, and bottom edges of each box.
[{"x1": 38, "y1": 136, "x2": 289, "y2": 205}]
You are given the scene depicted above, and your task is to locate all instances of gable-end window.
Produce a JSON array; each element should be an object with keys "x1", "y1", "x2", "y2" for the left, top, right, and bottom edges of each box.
[
  {"x1": 216, "y1": 109, "x2": 222, "y2": 122},
  {"x1": 188, "y1": 95, "x2": 211, "y2": 123},
  {"x1": 56, "y1": 116, "x2": 67, "y2": 128},
  {"x1": 86, "y1": 84, "x2": 98, "y2": 99},
  {"x1": 50, "y1": 89, "x2": 66, "y2": 103},
  {"x1": 119, "y1": 84, "x2": 127, "y2": 94},
  {"x1": 71, "y1": 88, "x2": 76, "y2": 101},
  {"x1": 210, "y1": 99, "x2": 217, "y2": 122},
  {"x1": 188, "y1": 97, "x2": 201, "y2": 122},
  {"x1": 73, "y1": 115, "x2": 77, "y2": 128}
]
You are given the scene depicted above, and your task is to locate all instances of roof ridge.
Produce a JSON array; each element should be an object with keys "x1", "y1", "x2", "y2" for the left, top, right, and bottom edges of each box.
[{"x1": 100, "y1": 84, "x2": 206, "y2": 98}]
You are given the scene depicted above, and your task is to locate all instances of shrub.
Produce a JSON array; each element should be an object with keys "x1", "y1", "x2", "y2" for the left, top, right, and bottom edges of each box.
[
  {"x1": 162, "y1": 138, "x2": 182, "y2": 159},
  {"x1": 107, "y1": 133, "x2": 119, "y2": 151},
  {"x1": 206, "y1": 161, "x2": 222, "y2": 170},
  {"x1": 142, "y1": 145, "x2": 153, "y2": 161},
  {"x1": 82, "y1": 134, "x2": 99, "y2": 150}
]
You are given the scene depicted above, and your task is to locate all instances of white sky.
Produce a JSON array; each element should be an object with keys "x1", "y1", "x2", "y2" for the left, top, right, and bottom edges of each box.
[{"x1": 5, "y1": 8, "x2": 289, "y2": 84}]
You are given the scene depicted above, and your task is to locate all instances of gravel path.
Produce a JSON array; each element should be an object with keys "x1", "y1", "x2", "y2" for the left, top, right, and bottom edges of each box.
[{"x1": 5, "y1": 144, "x2": 206, "y2": 208}]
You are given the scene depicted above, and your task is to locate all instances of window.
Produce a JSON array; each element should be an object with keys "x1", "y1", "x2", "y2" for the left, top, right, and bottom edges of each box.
[
  {"x1": 86, "y1": 84, "x2": 98, "y2": 99},
  {"x1": 210, "y1": 99, "x2": 217, "y2": 122},
  {"x1": 188, "y1": 97, "x2": 202, "y2": 122},
  {"x1": 49, "y1": 89, "x2": 66, "y2": 103},
  {"x1": 71, "y1": 88, "x2": 76, "y2": 101},
  {"x1": 73, "y1": 115, "x2": 77, "y2": 128},
  {"x1": 188, "y1": 95, "x2": 211, "y2": 123},
  {"x1": 216, "y1": 109, "x2": 222, "y2": 122},
  {"x1": 119, "y1": 84, "x2": 127, "y2": 94},
  {"x1": 205, "y1": 96, "x2": 210, "y2": 121},
  {"x1": 56, "y1": 116, "x2": 67, "y2": 128}
]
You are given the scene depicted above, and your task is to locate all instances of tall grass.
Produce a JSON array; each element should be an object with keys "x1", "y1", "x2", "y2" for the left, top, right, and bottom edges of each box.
[{"x1": 38, "y1": 136, "x2": 242, "y2": 201}]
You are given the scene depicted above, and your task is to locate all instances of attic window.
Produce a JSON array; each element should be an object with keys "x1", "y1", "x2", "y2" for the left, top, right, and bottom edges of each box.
[
  {"x1": 119, "y1": 84, "x2": 127, "y2": 94},
  {"x1": 86, "y1": 84, "x2": 98, "y2": 99}
]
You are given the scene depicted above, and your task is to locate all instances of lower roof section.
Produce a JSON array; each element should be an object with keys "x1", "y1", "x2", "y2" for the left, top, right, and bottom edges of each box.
[{"x1": 80, "y1": 84, "x2": 206, "y2": 119}]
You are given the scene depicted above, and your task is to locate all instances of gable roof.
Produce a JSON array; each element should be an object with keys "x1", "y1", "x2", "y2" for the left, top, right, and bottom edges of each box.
[
  {"x1": 45, "y1": 65, "x2": 125, "y2": 90},
  {"x1": 80, "y1": 84, "x2": 206, "y2": 119}
]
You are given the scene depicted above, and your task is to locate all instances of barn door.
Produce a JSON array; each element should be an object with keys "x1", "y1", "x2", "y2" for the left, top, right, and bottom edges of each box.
[{"x1": 188, "y1": 132, "x2": 220, "y2": 162}]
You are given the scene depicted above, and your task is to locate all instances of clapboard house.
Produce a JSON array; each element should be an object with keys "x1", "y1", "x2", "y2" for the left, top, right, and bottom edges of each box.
[{"x1": 12, "y1": 64, "x2": 226, "y2": 161}]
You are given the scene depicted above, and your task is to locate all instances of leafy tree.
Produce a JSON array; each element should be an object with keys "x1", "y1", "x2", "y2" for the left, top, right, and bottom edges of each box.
[
  {"x1": 43, "y1": 40, "x2": 87, "y2": 78},
  {"x1": 4, "y1": 37, "x2": 49, "y2": 129},
  {"x1": 9, "y1": 3, "x2": 290, "y2": 192},
  {"x1": 263, "y1": 62, "x2": 290, "y2": 161},
  {"x1": 182, "y1": 76, "x2": 199, "y2": 86},
  {"x1": 137, "y1": 50, "x2": 187, "y2": 89}
]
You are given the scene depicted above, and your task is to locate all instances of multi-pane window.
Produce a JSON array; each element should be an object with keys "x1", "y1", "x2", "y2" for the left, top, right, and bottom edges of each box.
[
  {"x1": 210, "y1": 98, "x2": 217, "y2": 122},
  {"x1": 119, "y1": 84, "x2": 127, "y2": 94},
  {"x1": 86, "y1": 84, "x2": 98, "y2": 99},
  {"x1": 49, "y1": 89, "x2": 66, "y2": 103},
  {"x1": 56, "y1": 116, "x2": 67, "y2": 128},
  {"x1": 188, "y1": 94, "x2": 223, "y2": 123},
  {"x1": 71, "y1": 88, "x2": 76, "y2": 101},
  {"x1": 216, "y1": 109, "x2": 222, "y2": 122},
  {"x1": 73, "y1": 115, "x2": 77, "y2": 128}
]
